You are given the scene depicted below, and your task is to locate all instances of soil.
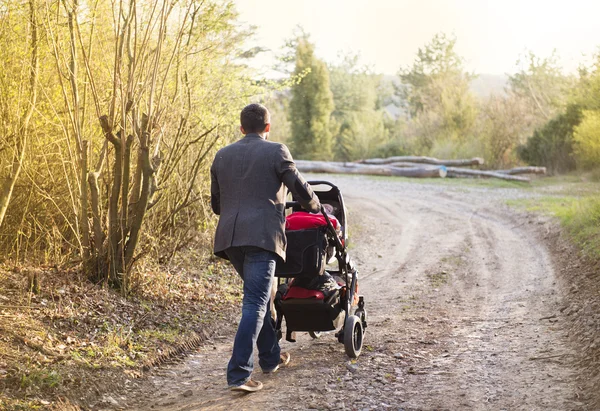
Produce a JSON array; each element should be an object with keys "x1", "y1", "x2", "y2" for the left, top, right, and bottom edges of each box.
[{"x1": 115, "y1": 175, "x2": 596, "y2": 411}]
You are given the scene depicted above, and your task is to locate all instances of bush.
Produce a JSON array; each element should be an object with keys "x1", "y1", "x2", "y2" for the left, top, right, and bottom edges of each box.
[
  {"x1": 573, "y1": 110, "x2": 600, "y2": 169},
  {"x1": 518, "y1": 105, "x2": 581, "y2": 174}
]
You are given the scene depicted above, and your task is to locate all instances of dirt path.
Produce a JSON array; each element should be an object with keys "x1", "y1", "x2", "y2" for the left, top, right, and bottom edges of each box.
[{"x1": 125, "y1": 176, "x2": 582, "y2": 410}]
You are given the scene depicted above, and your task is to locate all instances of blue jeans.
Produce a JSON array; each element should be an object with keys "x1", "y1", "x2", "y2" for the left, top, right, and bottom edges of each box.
[{"x1": 225, "y1": 246, "x2": 281, "y2": 386}]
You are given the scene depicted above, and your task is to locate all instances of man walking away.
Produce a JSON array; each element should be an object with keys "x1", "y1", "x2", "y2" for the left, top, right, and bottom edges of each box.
[{"x1": 210, "y1": 103, "x2": 321, "y2": 392}]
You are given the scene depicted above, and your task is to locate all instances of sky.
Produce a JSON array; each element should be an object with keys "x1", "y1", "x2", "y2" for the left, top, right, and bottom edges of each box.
[{"x1": 233, "y1": 0, "x2": 600, "y2": 76}]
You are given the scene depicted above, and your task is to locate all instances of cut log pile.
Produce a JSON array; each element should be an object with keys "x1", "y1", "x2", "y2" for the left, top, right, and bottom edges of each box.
[{"x1": 295, "y1": 157, "x2": 546, "y2": 183}]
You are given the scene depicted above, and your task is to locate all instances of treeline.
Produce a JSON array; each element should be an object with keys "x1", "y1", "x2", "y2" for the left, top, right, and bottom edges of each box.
[
  {"x1": 0, "y1": 0, "x2": 262, "y2": 289},
  {"x1": 272, "y1": 33, "x2": 600, "y2": 175}
]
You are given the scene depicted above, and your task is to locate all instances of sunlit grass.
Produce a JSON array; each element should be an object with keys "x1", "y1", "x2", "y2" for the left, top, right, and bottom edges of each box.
[
  {"x1": 507, "y1": 194, "x2": 600, "y2": 259},
  {"x1": 505, "y1": 196, "x2": 580, "y2": 214},
  {"x1": 556, "y1": 196, "x2": 600, "y2": 259}
]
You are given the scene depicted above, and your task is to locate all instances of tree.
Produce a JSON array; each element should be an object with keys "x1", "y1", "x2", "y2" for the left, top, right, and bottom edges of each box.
[
  {"x1": 328, "y1": 54, "x2": 388, "y2": 161},
  {"x1": 397, "y1": 33, "x2": 477, "y2": 151},
  {"x1": 288, "y1": 34, "x2": 334, "y2": 160},
  {"x1": 477, "y1": 94, "x2": 539, "y2": 168},
  {"x1": 509, "y1": 51, "x2": 572, "y2": 121}
]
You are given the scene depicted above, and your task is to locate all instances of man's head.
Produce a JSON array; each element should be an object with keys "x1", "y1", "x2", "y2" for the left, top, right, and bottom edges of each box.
[{"x1": 240, "y1": 103, "x2": 271, "y2": 137}]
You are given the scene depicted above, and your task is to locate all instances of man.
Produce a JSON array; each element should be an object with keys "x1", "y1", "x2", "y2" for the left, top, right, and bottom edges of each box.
[{"x1": 210, "y1": 103, "x2": 320, "y2": 392}]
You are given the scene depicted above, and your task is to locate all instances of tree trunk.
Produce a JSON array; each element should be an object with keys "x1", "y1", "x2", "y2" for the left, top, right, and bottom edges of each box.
[
  {"x1": 80, "y1": 140, "x2": 90, "y2": 259},
  {"x1": 445, "y1": 167, "x2": 530, "y2": 182},
  {"x1": 497, "y1": 166, "x2": 546, "y2": 175},
  {"x1": 123, "y1": 129, "x2": 154, "y2": 271},
  {"x1": 100, "y1": 115, "x2": 123, "y2": 283},
  {"x1": 88, "y1": 172, "x2": 103, "y2": 259}
]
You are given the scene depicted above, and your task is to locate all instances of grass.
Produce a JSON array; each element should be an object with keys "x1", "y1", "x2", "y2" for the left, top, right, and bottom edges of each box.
[
  {"x1": 506, "y1": 184, "x2": 600, "y2": 259},
  {"x1": 555, "y1": 196, "x2": 600, "y2": 259},
  {"x1": 505, "y1": 196, "x2": 580, "y2": 215}
]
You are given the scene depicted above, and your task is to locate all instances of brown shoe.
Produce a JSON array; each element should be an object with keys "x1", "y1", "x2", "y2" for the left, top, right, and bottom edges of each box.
[
  {"x1": 230, "y1": 379, "x2": 263, "y2": 393},
  {"x1": 262, "y1": 352, "x2": 291, "y2": 373}
]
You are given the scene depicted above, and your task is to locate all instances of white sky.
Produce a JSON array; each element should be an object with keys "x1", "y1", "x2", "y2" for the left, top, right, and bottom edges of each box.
[{"x1": 234, "y1": 0, "x2": 600, "y2": 76}]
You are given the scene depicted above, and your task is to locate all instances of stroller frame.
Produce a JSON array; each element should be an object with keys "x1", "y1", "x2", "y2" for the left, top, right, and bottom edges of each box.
[{"x1": 274, "y1": 181, "x2": 367, "y2": 358}]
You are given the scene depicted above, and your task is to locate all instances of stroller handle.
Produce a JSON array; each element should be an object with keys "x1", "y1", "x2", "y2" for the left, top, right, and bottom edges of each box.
[
  {"x1": 285, "y1": 201, "x2": 300, "y2": 209},
  {"x1": 285, "y1": 201, "x2": 325, "y2": 213}
]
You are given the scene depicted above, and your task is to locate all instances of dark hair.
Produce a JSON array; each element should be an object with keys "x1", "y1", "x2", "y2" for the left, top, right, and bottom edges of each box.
[{"x1": 240, "y1": 103, "x2": 270, "y2": 133}]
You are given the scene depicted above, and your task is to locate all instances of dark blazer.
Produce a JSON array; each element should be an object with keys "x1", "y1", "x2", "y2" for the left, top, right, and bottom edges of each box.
[{"x1": 210, "y1": 133, "x2": 320, "y2": 261}]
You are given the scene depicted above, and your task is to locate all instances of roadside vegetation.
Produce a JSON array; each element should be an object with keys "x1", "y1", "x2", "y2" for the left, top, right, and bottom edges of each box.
[{"x1": 506, "y1": 176, "x2": 600, "y2": 260}]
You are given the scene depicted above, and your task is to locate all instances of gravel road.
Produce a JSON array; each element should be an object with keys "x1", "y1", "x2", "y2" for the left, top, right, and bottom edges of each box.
[{"x1": 126, "y1": 175, "x2": 582, "y2": 411}]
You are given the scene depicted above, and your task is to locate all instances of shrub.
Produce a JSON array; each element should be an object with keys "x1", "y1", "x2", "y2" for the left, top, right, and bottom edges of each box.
[
  {"x1": 518, "y1": 105, "x2": 582, "y2": 174},
  {"x1": 573, "y1": 110, "x2": 600, "y2": 169}
]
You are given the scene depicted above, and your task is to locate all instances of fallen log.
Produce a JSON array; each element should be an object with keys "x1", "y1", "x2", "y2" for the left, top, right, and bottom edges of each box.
[
  {"x1": 446, "y1": 167, "x2": 530, "y2": 182},
  {"x1": 388, "y1": 161, "x2": 446, "y2": 169},
  {"x1": 358, "y1": 156, "x2": 484, "y2": 167},
  {"x1": 497, "y1": 166, "x2": 546, "y2": 175},
  {"x1": 295, "y1": 160, "x2": 447, "y2": 178}
]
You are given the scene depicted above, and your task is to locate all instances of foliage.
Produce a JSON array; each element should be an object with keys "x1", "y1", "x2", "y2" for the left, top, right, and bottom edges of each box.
[
  {"x1": 262, "y1": 91, "x2": 292, "y2": 143},
  {"x1": 328, "y1": 54, "x2": 389, "y2": 161},
  {"x1": 518, "y1": 52, "x2": 600, "y2": 173},
  {"x1": 0, "y1": 0, "x2": 260, "y2": 291},
  {"x1": 0, "y1": 0, "x2": 39, "y2": 229},
  {"x1": 288, "y1": 34, "x2": 334, "y2": 160},
  {"x1": 396, "y1": 33, "x2": 478, "y2": 152},
  {"x1": 509, "y1": 51, "x2": 572, "y2": 121},
  {"x1": 573, "y1": 110, "x2": 600, "y2": 169},
  {"x1": 518, "y1": 105, "x2": 581, "y2": 174},
  {"x1": 476, "y1": 94, "x2": 538, "y2": 168}
]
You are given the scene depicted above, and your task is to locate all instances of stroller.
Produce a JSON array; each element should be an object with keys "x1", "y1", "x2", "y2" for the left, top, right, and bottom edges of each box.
[{"x1": 274, "y1": 181, "x2": 367, "y2": 358}]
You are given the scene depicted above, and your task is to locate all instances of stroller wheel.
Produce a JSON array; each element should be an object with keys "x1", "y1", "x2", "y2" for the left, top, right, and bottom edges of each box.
[
  {"x1": 344, "y1": 315, "x2": 363, "y2": 358},
  {"x1": 354, "y1": 308, "x2": 367, "y2": 332},
  {"x1": 308, "y1": 331, "x2": 322, "y2": 339}
]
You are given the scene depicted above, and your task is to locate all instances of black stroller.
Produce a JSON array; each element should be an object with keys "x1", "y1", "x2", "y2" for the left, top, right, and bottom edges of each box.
[{"x1": 274, "y1": 181, "x2": 366, "y2": 358}]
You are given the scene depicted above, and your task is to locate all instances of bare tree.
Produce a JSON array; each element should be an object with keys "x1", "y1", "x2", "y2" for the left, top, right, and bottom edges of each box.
[{"x1": 0, "y1": 0, "x2": 39, "y2": 228}]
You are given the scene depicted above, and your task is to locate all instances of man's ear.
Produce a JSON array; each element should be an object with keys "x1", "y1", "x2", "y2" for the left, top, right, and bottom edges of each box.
[
  {"x1": 264, "y1": 123, "x2": 271, "y2": 132},
  {"x1": 240, "y1": 125, "x2": 246, "y2": 134}
]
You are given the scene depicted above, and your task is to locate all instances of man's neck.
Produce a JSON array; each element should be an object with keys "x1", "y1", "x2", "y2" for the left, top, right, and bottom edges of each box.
[{"x1": 245, "y1": 132, "x2": 267, "y2": 139}]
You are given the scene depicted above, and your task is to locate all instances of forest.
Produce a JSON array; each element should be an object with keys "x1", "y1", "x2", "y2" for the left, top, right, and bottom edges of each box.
[{"x1": 1, "y1": 0, "x2": 600, "y2": 408}]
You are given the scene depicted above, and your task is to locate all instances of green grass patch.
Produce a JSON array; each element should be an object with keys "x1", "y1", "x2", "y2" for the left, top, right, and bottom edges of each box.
[
  {"x1": 505, "y1": 196, "x2": 580, "y2": 215},
  {"x1": 556, "y1": 196, "x2": 600, "y2": 259},
  {"x1": 507, "y1": 195, "x2": 600, "y2": 259}
]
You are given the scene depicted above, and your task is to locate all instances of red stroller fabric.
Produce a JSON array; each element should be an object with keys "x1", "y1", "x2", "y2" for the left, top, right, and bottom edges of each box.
[
  {"x1": 283, "y1": 286, "x2": 325, "y2": 301},
  {"x1": 286, "y1": 211, "x2": 339, "y2": 231}
]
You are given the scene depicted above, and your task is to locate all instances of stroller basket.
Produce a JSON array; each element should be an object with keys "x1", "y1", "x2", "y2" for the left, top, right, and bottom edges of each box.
[
  {"x1": 275, "y1": 227, "x2": 328, "y2": 278},
  {"x1": 279, "y1": 292, "x2": 344, "y2": 332}
]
